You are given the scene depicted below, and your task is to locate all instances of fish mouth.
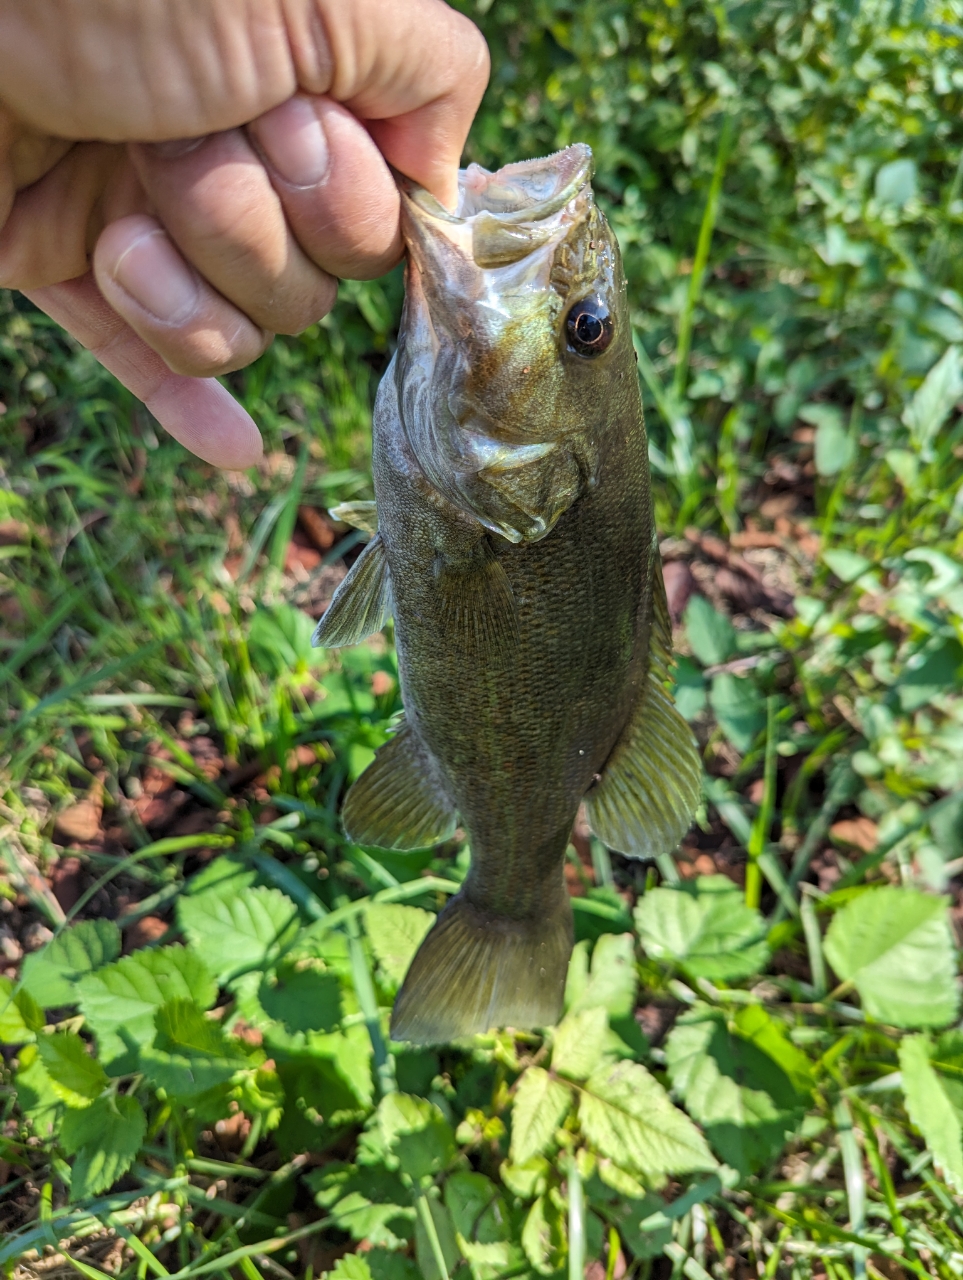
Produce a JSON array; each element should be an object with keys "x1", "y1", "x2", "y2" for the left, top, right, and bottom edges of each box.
[{"x1": 401, "y1": 144, "x2": 594, "y2": 269}]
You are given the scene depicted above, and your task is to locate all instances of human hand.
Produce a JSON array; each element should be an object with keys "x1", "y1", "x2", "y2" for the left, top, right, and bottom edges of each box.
[{"x1": 0, "y1": 0, "x2": 488, "y2": 467}]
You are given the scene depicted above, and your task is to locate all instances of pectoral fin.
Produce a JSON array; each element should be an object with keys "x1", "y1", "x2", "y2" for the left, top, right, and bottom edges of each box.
[
  {"x1": 343, "y1": 721, "x2": 458, "y2": 850},
  {"x1": 434, "y1": 537, "x2": 519, "y2": 663},
  {"x1": 330, "y1": 501, "x2": 378, "y2": 536},
  {"x1": 584, "y1": 559, "x2": 702, "y2": 857},
  {"x1": 312, "y1": 532, "x2": 391, "y2": 648}
]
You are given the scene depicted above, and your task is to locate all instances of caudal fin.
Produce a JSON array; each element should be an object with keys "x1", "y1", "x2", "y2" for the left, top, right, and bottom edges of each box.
[{"x1": 390, "y1": 892, "x2": 573, "y2": 1045}]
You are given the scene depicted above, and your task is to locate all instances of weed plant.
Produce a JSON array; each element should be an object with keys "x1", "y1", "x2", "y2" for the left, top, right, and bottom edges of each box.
[{"x1": 1, "y1": 1, "x2": 963, "y2": 1278}]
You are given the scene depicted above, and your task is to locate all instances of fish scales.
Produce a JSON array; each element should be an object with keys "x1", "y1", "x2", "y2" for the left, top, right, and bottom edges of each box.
[{"x1": 314, "y1": 145, "x2": 701, "y2": 1044}]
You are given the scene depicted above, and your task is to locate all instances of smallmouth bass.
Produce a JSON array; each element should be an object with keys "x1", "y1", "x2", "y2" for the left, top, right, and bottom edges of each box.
[{"x1": 314, "y1": 145, "x2": 700, "y2": 1045}]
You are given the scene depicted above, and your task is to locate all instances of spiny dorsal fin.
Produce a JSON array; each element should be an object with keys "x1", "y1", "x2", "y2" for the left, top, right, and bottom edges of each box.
[
  {"x1": 330, "y1": 501, "x2": 378, "y2": 536},
  {"x1": 342, "y1": 721, "x2": 457, "y2": 851},
  {"x1": 312, "y1": 532, "x2": 391, "y2": 648},
  {"x1": 583, "y1": 549, "x2": 702, "y2": 858},
  {"x1": 390, "y1": 890, "x2": 573, "y2": 1044},
  {"x1": 435, "y1": 538, "x2": 519, "y2": 664}
]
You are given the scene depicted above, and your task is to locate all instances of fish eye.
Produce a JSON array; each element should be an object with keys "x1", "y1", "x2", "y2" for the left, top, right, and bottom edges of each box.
[{"x1": 565, "y1": 295, "x2": 613, "y2": 358}]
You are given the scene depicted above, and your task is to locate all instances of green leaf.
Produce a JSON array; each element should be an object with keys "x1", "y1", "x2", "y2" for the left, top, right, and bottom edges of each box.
[
  {"x1": 522, "y1": 1194, "x2": 566, "y2": 1276},
  {"x1": 509, "y1": 1066, "x2": 572, "y2": 1164},
  {"x1": 902, "y1": 345, "x2": 962, "y2": 452},
  {"x1": 684, "y1": 595, "x2": 737, "y2": 667},
  {"x1": 710, "y1": 673, "x2": 766, "y2": 753},
  {"x1": 378, "y1": 1092, "x2": 457, "y2": 1183},
  {"x1": 522, "y1": 1192, "x2": 568, "y2": 1274},
  {"x1": 258, "y1": 959, "x2": 342, "y2": 1033},
  {"x1": 20, "y1": 920, "x2": 120, "y2": 1008},
  {"x1": 328, "y1": 1255, "x2": 373, "y2": 1280},
  {"x1": 875, "y1": 157, "x2": 918, "y2": 206},
  {"x1": 77, "y1": 945, "x2": 216, "y2": 1073},
  {"x1": 14, "y1": 1043, "x2": 63, "y2": 1135},
  {"x1": 308, "y1": 1162, "x2": 414, "y2": 1249},
  {"x1": 364, "y1": 903, "x2": 433, "y2": 988},
  {"x1": 823, "y1": 887, "x2": 959, "y2": 1028},
  {"x1": 61, "y1": 1094, "x2": 147, "y2": 1198},
  {"x1": 178, "y1": 883, "x2": 300, "y2": 983},
  {"x1": 0, "y1": 977, "x2": 43, "y2": 1044},
  {"x1": 499, "y1": 1155, "x2": 550, "y2": 1200},
  {"x1": 672, "y1": 656, "x2": 707, "y2": 722},
  {"x1": 579, "y1": 1059, "x2": 716, "y2": 1178},
  {"x1": 566, "y1": 932, "x2": 637, "y2": 1018},
  {"x1": 800, "y1": 403, "x2": 853, "y2": 477},
  {"x1": 139, "y1": 999, "x2": 247, "y2": 1099},
  {"x1": 552, "y1": 1007, "x2": 609, "y2": 1080},
  {"x1": 634, "y1": 876, "x2": 769, "y2": 981},
  {"x1": 365, "y1": 1251, "x2": 421, "y2": 1280},
  {"x1": 665, "y1": 1006, "x2": 805, "y2": 1175},
  {"x1": 36, "y1": 1032, "x2": 108, "y2": 1107},
  {"x1": 415, "y1": 1195, "x2": 460, "y2": 1280},
  {"x1": 444, "y1": 1170, "x2": 510, "y2": 1247},
  {"x1": 821, "y1": 549, "x2": 871, "y2": 583},
  {"x1": 899, "y1": 1035, "x2": 963, "y2": 1193}
]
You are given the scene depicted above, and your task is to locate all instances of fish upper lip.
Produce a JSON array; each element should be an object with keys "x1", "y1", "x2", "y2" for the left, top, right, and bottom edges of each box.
[{"x1": 400, "y1": 143, "x2": 594, "y2": 226}]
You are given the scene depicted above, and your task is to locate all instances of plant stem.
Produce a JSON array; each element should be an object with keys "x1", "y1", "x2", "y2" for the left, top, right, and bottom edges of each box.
[
  {"x1": 346, "y1": 915, "x2": 397, "y2": 1096},
  {"x1": 746, "y1": 696, "x2": 777, "y2": 910},
  {"x1": 416, "y1": 1192, "x2": 450, "y2": 1280},
  {"x1": 568, "y1": 1158, "x2": 585, "y2": 1280}
]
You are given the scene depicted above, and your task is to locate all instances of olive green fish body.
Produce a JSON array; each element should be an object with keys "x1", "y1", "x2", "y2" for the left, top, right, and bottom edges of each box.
[{"x1": 314, "y1": 146, "x2": 701, "y2": 1044}]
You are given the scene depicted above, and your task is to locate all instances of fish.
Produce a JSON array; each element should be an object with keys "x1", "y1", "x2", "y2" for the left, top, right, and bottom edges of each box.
[{"x1": 313, "y1": 144, "x2": 701, "y2": 1045}]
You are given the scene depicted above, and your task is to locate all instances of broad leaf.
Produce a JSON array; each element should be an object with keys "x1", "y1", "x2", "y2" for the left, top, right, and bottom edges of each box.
[
  {"x1": 565, "y1": 932, "x2": 637, "y2": 1018},
  {"x1": 329, "y1": 1258, "x2": 373, "y2": 1280},
  {"x1": 139, "y1": 999, "x2": 247, "y2": 1099},
  {"x1": 899, "y1": 1035, "x2": 963, "y2": 1193},
  {"x1": 684, "y1": 595, "x2": 737, "y2": 667},
  {"x1": 665, "y1": 1006, "x2": 805, "y2": 1174},
  {"x1": 309, "y1": 1162, "x2": 415, "y2": 1249},
  {"x1": 77, "y1": 945, "x2": 216, "y2": 1073},
  {"x1": 61, "y1": 1094, "x2": 147, "y2": 1198},
  {"x1": 14, "y1": 1043, "x2": 63, "y2": 1135},
  {"x1": 178, "y1": 884, "x2": 300, "y2": 983},
  {"x1": 552, "y1": 1006, "x2": 609, "y2": 1080},
  {"x1": 365, "y1": 903, "x2": 433, "y2": 988},
  {"x1": 0, "y1": 977, "x2": 42, "y2": 1044},
  {"x1": 823, "y1": 886, "x2": 959, "y2": 1028},
  {"x1": 378, "y1": 1092, "x2": 457, "y2": 1183},
  {"x1": 36, "y1": 1031, "x2": 108, "y2": 1107},
  {"x1": 579, "y1": 1060, "x2": 717, "y2": 1177},
  {"x1": 634, "y1": 875, "x2": 768, "y2": 981},
  {"x1": 445, "y1": 1170, "x2": 511, "y2": 1249},
  {"x1": 258, "y1": 959, "x2": 342, "y2": 1033},
  {"x1": 710, "y1": 673, "x2": 766, "y2": 753},
  {"x1": 20, "y1": 920, "x2": 120, "y2": 1008},
  {"x1": 903, "y1": 345, "x2": 962, "y2": 453},
  {"x1": 509, "y1": 1066, "x2": 572, "y2": 1164},
  {"x1": 522, "y1": 1194, "x2": 566, "y2": 1277},
  {"x1": 415, "y1": 1196, "x2": 460, "y2": 1280}
]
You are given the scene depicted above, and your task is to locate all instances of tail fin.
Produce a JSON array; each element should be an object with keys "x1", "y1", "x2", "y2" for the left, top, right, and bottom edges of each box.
[{"x1": 390, "y1": 892, "x2": 573, "y2": 1045}]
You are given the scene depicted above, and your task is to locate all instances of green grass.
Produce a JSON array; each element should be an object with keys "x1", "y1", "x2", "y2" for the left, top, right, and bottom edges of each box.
[{"x1": 2, "y1": 1, "x2": 963, "y2": 1277}]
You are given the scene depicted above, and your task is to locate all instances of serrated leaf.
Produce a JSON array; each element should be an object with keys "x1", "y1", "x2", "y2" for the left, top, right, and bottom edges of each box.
[
  {"x1": 665, "y1": 1006, "x2": 805, "y2": 1174},
  {"x1": 509, "y1": 1067, "x2": 572, "y2": 1164},
  {"x1": 62, "y1": 1094, "x2": 146, "y2": 1198},
  {"x1": 139, "y1": 999, "x2": 246, "y2": 1099},
  {"x1": 899, "y1": 1035, "x2": 963, "y2": 1193},
  {"x1": 634, "y1": 876, "x2": 768, "y2": 981},
  {"x1": 308, "y1": 1163, "x2": 414, "y2": 1249},
  {"x1": 823, "y1": 886, "x2": 959, "y2": 1028},
  {"x1": 579, "y1": 1059, "x2": 717, "y2": 1178},
  {"x1": 378, "y1": 1091, "x2": 457, "y2": 1182},
  {"x1": 178, "y1": 884, "x2": 300, "y2": 983},
  {"x1": 364, "y1": 1251, "x2": 421, "y2": 1280},
  {"x1": 522, "y1": 1194, "x2": 566, "y2": 1276},
  {"x1": 0, "y1": 977, "x2": 43, "y2": 1044},
  {"x1": 20, "y1": 920, "x2": 120, "y2": 1008},
  {"x1": 566, "y1": 932, "x2": 637, "y2": 1018},
  {"x1": 499, "y1": 1155, "x2": 550, "y2": 1200},
  {"x1": 365, "y1": 903, "x2": 433, "y2": 988},
  {"x1": 444, "y1": 1170, "x2": 510, "y2": 1248},
  {"x1": 258, "y1": 960, "x2": 342, "y2": 1033},
  {"x1": 552, "y1": 1006, "x2": 608, "y2": 1080},
  {"x1": 684, "y1": 595, "x2": 738, "y2": 667},
  {"x1": 14, "y1": 1043, "x2": 63, "y2": 1134},
  {"x1": 328, "y1": 1255, "x2": 373, "y2": 1280},
  {"x1": 77, "y1": 945, "x2": 216, "y2": 1073},
  {"x1": 36, "y1": 1032, "x2": 108, "y2": 1107}
]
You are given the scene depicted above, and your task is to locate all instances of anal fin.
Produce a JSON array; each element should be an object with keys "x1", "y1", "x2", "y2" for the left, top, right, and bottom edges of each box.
[
  {"x1": 343, "y1": 721, "x2": 457, "y2": 850},
  {"x1": 390, "y1": 891, "x2": 573, "y2": 1044},
  {"x1": 312, "y1": 532, "x2": 391, "y2": 648},
  {"x1": 584, "y1": 556, "x2": 702, "y2": 857}
]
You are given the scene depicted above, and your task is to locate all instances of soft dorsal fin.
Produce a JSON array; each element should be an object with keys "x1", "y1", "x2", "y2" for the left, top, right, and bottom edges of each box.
[
  {"x1": 343, "y1": 720, "x2": 458, "y2": 851},
  {"x1": 583, "y1": 556, "x2": 702, "y2": 858},
  {"x1": 312, "y1": 532, "x2": 392, "y2": 648}
]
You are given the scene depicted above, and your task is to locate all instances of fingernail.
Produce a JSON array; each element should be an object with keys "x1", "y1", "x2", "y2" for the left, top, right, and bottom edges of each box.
[
  {"x1": 148, "y1": 136, "x2": 208, "y2": 159},
  {"x1": 251, "y1": 96, "x2": 329, "y2": 187},
  {"x1": 110, "y1": 230, "x2": 200, "y2": 324}
]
